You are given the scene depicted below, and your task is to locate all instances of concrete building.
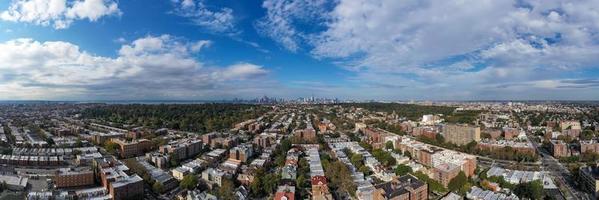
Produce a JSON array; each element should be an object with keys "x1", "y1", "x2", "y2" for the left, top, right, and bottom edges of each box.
[
  {"x1": 91, "y1": 132, "x2": 125, "y2": 145},
  {"x1": 201, "y1": 167, "x2": 227, "y2": 187},
  {"x1": 0, "y1": 175, "x2": 28, "y2": 191},
  {"x1": 172, "y1": 167, "x2": 190, "y2": 180},
  {"x1": 443, "y1": 124, "x2": 480, "y2": 146},
  {"x1": 580, "y1": 166, "x2": 599, "y2": 199}
]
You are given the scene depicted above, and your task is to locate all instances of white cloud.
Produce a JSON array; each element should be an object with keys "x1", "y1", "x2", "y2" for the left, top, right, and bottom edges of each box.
[
  {"x1": 255, "y1": 0, "x2": 330, "y2": 52},
  {"x1": 171, "y1": 0, "x2": 236, "y2": 34},
  {"x1": 0, "y1": 35, "x2": 271, "y2": 100},
  {"x1": 215, "y1": 63, "x2": 269, "y2": 80},
  {"x1": 256, "y1": 0, "x2": 599, "y2": 99},
  {"x1": 0, "y1": 0, "x2": 120, "y2": 29}
]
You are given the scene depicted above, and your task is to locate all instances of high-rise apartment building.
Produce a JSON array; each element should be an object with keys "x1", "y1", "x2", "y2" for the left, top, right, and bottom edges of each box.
[{"x1": 442, "y1": 124, "x2": 481, "y2": 146}]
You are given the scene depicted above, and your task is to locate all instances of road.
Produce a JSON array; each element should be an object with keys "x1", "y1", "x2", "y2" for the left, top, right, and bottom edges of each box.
[{"x1": 529, "y1": 138, "x2": 591, "y2": 200}]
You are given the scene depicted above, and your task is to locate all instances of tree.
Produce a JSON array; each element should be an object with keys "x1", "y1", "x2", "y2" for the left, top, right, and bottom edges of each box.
[
  {"x1": 0, "y1": 181, "x2": 6, "y2": 192},
  {"x1": 75, "y1": 139, "x2": 83, "y2": 147},
  {"x1": 180, "y1": 174, "x2": 198, "y2": 190},
  {"x1": 385, "y1": 141, "x2": 394, "y2": 150},
  {"x1": 169, "y1": 153, "x2": 179, "y2": 167},
  {"x1": 514, "y1": 180, "x2": 544, "y2": 199},
  {"x1": 104, "y1": 141, "x2": 119, "y2": 155},
  {"x1": 152, "y1": 182, "x2": 164, "y2": 193},
  {"x1": 296, "y1": 175, "x2": 307, "y2": 189},
  {"x1": 448, "y1": 171, "x2": 468, "y2": 192},
  {"x1": 46, "y1": 138, "x2": 55, "y2": 146},
  {"x1": 262, "y1": 173, "x2": 280, "y2": 194},
  {"x1": 582, "y1": 130, "x2": 595, "y2": 140},
  {"x1": 435, "y1": 133, "x2": 445, "y2": 144},
  {"x1": 413, "y1": 171, "x2": 447, "y2": 193},
  {"x1": 325, "y1": 160, "x2": 357, "y2": 196},
  {"x1": 464, "y1": 141, "x2": 478, "y2": 153},
  {"x1": 359, "y1": 165, "x2": 371, "y2": 175},
  {"x1": 250, "y1": 169, "x2": 264, "y2": 197},
  {"x1": 81, "y1": 104, "x2": 270, "y2": 133},
  {"x1": 351, "y1": 154, "x2": 363, "y2": 167},
  {"x1": 394, "y1": 164, "x2": 413, "y2": 176},
  {"x1": 372, "y1": 149, "x2": 396, "y2": 167},
  {"x1": 404, "y1": 151, "x2": 412, "y2": 159},
  {"x1": 218, "y1": 179, "x2": 235, "y2": 200}
]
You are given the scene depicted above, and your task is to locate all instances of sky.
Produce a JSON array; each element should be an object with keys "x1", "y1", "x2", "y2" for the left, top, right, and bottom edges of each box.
[{"x1": 0, "y1": 0, "x2": 599, "y2": 101}]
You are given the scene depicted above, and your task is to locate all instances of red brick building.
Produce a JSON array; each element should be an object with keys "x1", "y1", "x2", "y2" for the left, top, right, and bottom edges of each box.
[
  {"x1": 54, "y1": 168, "x2": 94, "y2": 188},
  {"x1": 550, "y1": 140, "x2": 569, "y2": 158}
]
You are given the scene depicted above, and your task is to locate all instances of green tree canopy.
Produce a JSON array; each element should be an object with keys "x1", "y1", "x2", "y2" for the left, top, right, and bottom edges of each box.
[
  {"x1": 180, "y1": 174, "x2": 198, "y2": 190},
  {"x1": 218, "y1": 179, "x2": 235, "y2": 200},
  {"x1": 395, "y1": 164, "x2": 413, "y2": 176},
  {"x1": 448, "y1": 171, "x2": 468, "y2": 192},
  {"x1": 514, "y1": 180, "x2": 544, "y2": 199},
  {"x1": 385, "y1": 141, "x2": 394, "y2": 150},
  {"x1": 152, "y1": 182, "x2": 164, "y2": 193}
]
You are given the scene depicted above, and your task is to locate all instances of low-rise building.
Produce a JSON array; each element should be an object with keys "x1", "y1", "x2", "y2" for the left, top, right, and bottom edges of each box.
[
  {"x1": 275, "y1": 185, "x2": 295, "y2": 200},
  {"x1": 172, "y1": 167, "x2": 190, "y2": 180},
  {"x1": 372, "y1": 174, "x2": 428, "y2": 200},
  {"x1": 0, "y1": 175, "x2": 28, "y2": 191},
  {"x1": 201, "y1": 167, "x2": 228, "y2": 187},
  {"x1": 466, "y1": 186, "x2": 519, "y2": 200},
  {"x1": 137, "y1": 158, "x2": 178, "y2": 192}
]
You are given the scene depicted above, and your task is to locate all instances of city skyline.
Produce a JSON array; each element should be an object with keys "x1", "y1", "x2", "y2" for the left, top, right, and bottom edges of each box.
[{"x1": 2, "y1": 0, "x2": 599, "y2": 100}]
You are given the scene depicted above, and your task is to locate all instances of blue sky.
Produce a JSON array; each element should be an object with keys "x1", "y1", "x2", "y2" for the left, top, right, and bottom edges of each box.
[{"x1": 1, "y1": 0, "x2": 599, "y2": 100}]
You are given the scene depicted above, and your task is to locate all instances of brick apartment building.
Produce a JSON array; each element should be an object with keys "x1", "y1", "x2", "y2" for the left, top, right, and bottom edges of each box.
[
  {"x1": 54, "y1": 168, "x2": 94, "y2": 188},
  {"x1": 111, "y1": 138, "x2": 152, "y2": 158},
  {"x1": 373, "y1": 174, "x2": 428, "y2": 200},
  {"x1": 550, "y1": 140, "x2": 569, "y2": 158}
]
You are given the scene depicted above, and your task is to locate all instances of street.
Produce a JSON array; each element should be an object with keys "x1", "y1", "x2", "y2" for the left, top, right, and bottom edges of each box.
[{"x1": 530, "y1": 138, "x2": 591, "y2": 200}]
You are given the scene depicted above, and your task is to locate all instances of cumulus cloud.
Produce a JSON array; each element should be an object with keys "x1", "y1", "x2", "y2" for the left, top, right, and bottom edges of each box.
[
  {"x1": 171, "y1": 0, "x2": 237, "y2": 34},
  {"x1": 0, "y1": 0, "x2": 120, "y2": 29},
  {"x1": 256, "y1": 0, "x2": 599, "y2": 99},
  {"x1": 0, "y1": 35, "x2": 270, "y2": 100}
]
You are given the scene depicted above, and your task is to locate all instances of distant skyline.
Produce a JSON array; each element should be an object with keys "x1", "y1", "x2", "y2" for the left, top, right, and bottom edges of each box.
[{"x1": 1, "y1": 0, "x2": 599, "y2": 100}]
